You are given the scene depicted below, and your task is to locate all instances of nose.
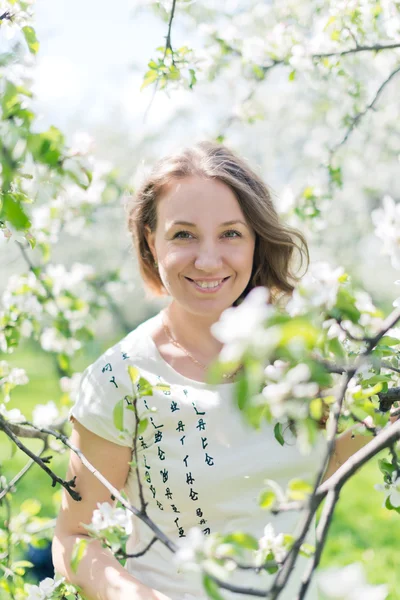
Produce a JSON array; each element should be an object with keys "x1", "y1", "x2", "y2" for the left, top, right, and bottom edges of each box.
[{"x1": 193, "y1": 243, "x2": 224, "y2": 272}]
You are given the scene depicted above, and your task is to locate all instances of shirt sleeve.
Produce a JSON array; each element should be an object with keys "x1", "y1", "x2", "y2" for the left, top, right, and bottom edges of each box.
[{"x1": 68, "y1": 366, "x2": 137, "y2": 448}]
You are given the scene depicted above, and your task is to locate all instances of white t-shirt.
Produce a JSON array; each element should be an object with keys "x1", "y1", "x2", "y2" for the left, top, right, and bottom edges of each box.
[{"x1": 69, "y1": 311, "x2": 326, "y2": 599}]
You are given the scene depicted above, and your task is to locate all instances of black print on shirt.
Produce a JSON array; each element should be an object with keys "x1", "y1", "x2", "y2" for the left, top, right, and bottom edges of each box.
[
  {"x1": 186, "y1": 472, "x2": 195, "y2": 485},
  {"x1": 205, "y1": 453, "x2": 214, "y2": 466},
  {"x1": 171, "y1": 504, "x2": 180, "y2": 513},
  {"x1": 176, "y1": 421, "x2": 185, "y2": 432},
  {"x1": 170, "y1": 401, "x2": 179, "y2": 412},
  {"x1": 145, "y1": 471, "x2": 151, "y2": 484},
  {"x1": 156, "y1": 500, "x2": 164, "y2": 510},
  {"x1": 149, "y1": 485, "x2": 156, "y2": 498},
  {"x1": 158, "y1": 446, "x2": 166, "y2": 460},
  {"x1": 196, "y1": 418, "x2": 206, "y2": 431},
  {"x1": 189, "y1": 488, "x2": 199, "y2": 501},
  {"x1": 102, "y1": 363, "x2": 112, "y2": 373},
  {"x1": 150, "y1": 416, "x2": 164, "y2": 429},
  {"x1": 165, "y1": 488, "x2": 173, "y2": 499},
  {"x1": 143, "y1": 455, "x2": 151, "y2": 470},
  {"x1": 196, "y1": 508, "x2": 203, "y2": 518},
  {"x1": 109, "y1": 376, "x2": 118, "y2": 388},
  {"x1": 160, "y1": 468, "x2": 168, "y2": 483},
  {"x1": 139, "y1": 436, "x2": 148, "y2": 450},
  {"x1": 192, "y1": 401, "x2": 205, "y2": 416},
  {"x1": 201, "y1": 437, "x2": 208, "y2": 449},
  {"x1": 124, "y1": 395, "x2": 134, "y2": 407},
  {"x1": 203, "y1": 528, "x2": 211, "y2": 535},
  {"x1": 122, "y1": 352, "x2": 129, "y2": 360},
  {"x1": 174, "y1": 517, "x2": 185, "y2": 537},
  {"x1": 155, "y1": 431, "x2": 163, "y2": 443},
  {"x1": 183, "y1": 455, "x2": 189, "y2": 468},
  {"x1": 180, "y1": 435, "x2": 185, "y2": 445}
]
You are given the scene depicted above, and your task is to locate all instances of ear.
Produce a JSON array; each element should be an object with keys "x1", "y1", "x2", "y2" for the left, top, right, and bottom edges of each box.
[{"x1": 144, "y1": 225, "x2": 156, "y2": 261}]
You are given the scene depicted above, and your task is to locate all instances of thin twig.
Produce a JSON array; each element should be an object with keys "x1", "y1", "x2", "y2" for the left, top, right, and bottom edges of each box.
[
  {"x1": 330, "y1": 64, "x2": 400, "y2": 154},
  {"x1": 0, "y1": 417, "x2": 81, "y2": 501},
  {"x1": 143, "y1": 0, "x2": 177, "y2": 122},
  {"x1": 296, "y1": 489, "x2": 339, "y2": 600}
]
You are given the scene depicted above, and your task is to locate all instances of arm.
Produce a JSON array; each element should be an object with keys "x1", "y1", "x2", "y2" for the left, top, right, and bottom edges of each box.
[
  {"x1": 52, "y1": 418, "x2": 172, "y2": 600},
  {"x1": 322, "y1": 408, "x2": 400, "y2": 482}
]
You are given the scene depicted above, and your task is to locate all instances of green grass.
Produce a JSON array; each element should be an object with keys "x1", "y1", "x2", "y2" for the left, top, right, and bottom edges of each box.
[{"x1": 1, "y1": 343, "x2": 400, "y2": 598}]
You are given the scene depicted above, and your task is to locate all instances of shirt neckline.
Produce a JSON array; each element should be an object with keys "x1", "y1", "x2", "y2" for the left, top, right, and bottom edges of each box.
[{"x1": 142, "y1": 311, "x2": 237, "y2": 391}]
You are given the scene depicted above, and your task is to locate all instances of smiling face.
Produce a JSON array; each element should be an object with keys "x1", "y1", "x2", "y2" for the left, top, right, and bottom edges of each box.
[{"x1": 145, "y1": 176, "x2": 256, "y2": 318}]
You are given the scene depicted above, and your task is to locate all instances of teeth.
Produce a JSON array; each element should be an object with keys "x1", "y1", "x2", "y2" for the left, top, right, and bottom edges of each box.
[{"x1": 194, "y1": 279, "x2": 223, "y2": 289}]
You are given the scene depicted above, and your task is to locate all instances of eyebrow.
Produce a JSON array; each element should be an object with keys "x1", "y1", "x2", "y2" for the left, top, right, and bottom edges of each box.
[{"x1": 169, "y1": 220, "x2": 248, "y2": 227}]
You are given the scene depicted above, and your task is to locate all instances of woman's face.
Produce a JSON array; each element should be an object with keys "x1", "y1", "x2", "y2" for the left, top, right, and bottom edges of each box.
[{"x1": 145, "y1": 176, "x2": 256, "y2": 318}]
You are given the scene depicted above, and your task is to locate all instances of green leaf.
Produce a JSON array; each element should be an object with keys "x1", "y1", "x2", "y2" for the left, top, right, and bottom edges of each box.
[
  {"x1": 141, "y1": 69, "x2": 159, "y2": 91},
  {"x1": 137, "y1": 417, "x2": 148, "y2": 436},
  {"x1": 154, "y1": 383, "x2": 171, "y2": 393},
  {"x1": 113, "y1": 399, "x2": 124, "y2": 431},
  {"x1": 378, "y1": 336, "x2": 400, "y2": 347},
  {"x1": 258, "y1": 490, "x2": 276, "y2": 509},
  {"x1": 223, "y1": 532, "x2": 258, "y2": 550},
  {"x1": 274, "y1": 422, "x2": 285, "y2": 446},
  {"x1": 128, "y1": 366, "x2": 140, "y2": 383},
  {"x1": 289, "y1": 69, "x2": 296, "y2": 81},
  {"x1": 378, "y1": 459, "x2": 396, "y2": 476},
  {"x1": 0, "y1": 194, "x2": 31, "y2": 230},
  {"x1": 20, "y1": 498, "x2": 41, "y2": 516},
  {"x1": 22, "y1": 26, "x2": 40, "y2": 54},
  {"x1": 288, "y1": 478, "x2": 313, "y2": 501},
  {"x1": 138, "y1": 377, "x2": 153, "y2": 397},
  {"x1": 71, "y1": 538, "x2": 88, "y2": 574},
  {"x1": 202, "y1": 574, "x2": 225, "y2": 600},
  {"x1": 299, "y1": 543, "x2": 315, "y2": 557}
]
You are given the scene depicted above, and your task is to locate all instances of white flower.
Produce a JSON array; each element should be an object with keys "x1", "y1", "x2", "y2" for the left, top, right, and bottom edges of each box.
[
  {"x1": 40, "y1": 327, "x2": 81, "y2": 355},
  {"x1": 371, "y1": 195, "x2": 400, "y2": 270},
  {"x1": 32, "y1": 401, "x2": 59, "y2": 428},
  {"x1": 7, "y1": 368, "x2": 29, "y2": 386},
  {"x1": 211, "y1": 287, "x2": 276, "y2": 361},
  {"x1": 375, "y1": 472, "x2": 400, "y2": 508},
  {"x1": 91, "y1": 502, "x2": 133, "y2": 536},
  {"x1": 174, "y1": 527, "x2": 205, "y2": 572},
  {"x1": 59, "y1": 372, "x2": 82, "y2": 401},
  {"x1": 256, "y1": 523, "x2": 287, "y2": 564},
  {"x1": 26, "y1": 576, "x2": 65, "y2": 600},
  {"x1": 317, "y1": 562, "x2": 388, "y2": 599},
  {"x1": 286, "y1": 261, "x2": 345, "y2": 316},
  {"x1": 0, "y1": 404, "x2": 26, "y2": 423}
]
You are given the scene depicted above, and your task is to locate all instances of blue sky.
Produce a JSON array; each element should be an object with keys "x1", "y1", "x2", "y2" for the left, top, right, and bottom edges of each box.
[{"x1": 32, "y1": 0, "x2": 186, "y2": 133}]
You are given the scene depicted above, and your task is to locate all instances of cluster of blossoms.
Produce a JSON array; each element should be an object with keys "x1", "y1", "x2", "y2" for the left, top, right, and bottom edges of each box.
[
  {"x1": 1, "y1": 262, "x2": 99, "y2": 356},
  {"x1": 25, "y1": 576, "x2": 65, "y2": 600},
  {"x1": 0, "y1": 361, "x2": 29, "y2": 403},
  {"x1": 84, "y1": 502, "x2": 133, "y2": 553},
  {"x1": 262, "y1": 361, "x2": 319, "y2": 420},
  {"x1": 30, "y1": 155, "x2": 113, "y2": 244},
  {"x1": 286, "y1": 261, "x2": 346, "y2": 317},
  {"x1": 31, "y1": 400, "x2": 60, "y2": 428},
  {"x1": 372, "y1": 195, "x2": 400, "y2": 271},
  {"x1": 211, "y1": 286, "x2": 278, "y2": 363},
  {"x1": 175, "y1": 523, "x2": 294, "y2": 580}
]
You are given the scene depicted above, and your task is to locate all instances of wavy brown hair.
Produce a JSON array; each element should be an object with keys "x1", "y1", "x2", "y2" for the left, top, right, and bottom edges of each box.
[{"x1": 127, "y1": 140, "x2": 309, "y2": 307}]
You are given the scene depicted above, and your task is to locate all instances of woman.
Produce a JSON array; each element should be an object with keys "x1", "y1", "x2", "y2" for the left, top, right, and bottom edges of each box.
[{"x1": 52, "y1": 141, "x2": 366, "y2": 600}]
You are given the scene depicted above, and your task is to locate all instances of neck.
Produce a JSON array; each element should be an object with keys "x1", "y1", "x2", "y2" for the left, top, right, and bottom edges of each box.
[{"x1": 164, "y1": 301, "x2": 224, "y2": 361}]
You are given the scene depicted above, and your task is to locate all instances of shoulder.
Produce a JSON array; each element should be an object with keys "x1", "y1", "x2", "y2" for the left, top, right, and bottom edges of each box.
[{"x1": 83, "y1": 313, "x2": 159, "y2": 391}]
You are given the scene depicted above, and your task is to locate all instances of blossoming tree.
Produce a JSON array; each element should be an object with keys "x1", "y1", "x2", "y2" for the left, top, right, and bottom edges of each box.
[{"x1": 1, "y1": 1, "x2": 400, "y2": 599}]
